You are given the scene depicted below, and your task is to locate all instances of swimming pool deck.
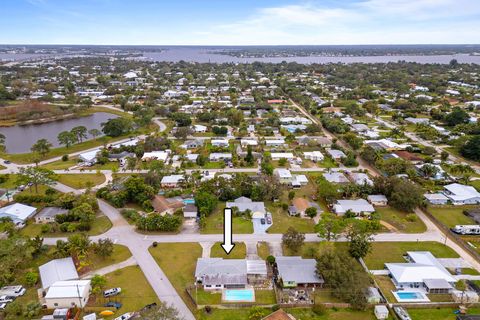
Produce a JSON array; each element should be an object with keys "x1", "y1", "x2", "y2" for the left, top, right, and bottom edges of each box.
[{"x1": 222, "y1": 288, "x2": 256, "y2": 303}]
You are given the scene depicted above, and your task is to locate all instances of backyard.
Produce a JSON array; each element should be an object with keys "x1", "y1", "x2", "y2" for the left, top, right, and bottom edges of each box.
[{"x1": 428, "y1": 205, "x2": 476, "y2": 228}]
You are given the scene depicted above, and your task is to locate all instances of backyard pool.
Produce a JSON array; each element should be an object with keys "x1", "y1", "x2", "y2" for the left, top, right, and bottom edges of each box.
[
  {"x1": 393, "y1": 291, "x2": 430, "y2": 303},
  {"x1": 183, "y1": 198, "x2": 195, "y2": 205},
  {"x1": 223, "y1": 289, "x2": 255, "y2": 302}
]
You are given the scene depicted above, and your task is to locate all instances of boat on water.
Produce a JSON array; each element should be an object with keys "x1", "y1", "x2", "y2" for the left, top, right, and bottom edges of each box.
[{"x1": 394, "y1": 306, "x2": 412, "y2": 320}]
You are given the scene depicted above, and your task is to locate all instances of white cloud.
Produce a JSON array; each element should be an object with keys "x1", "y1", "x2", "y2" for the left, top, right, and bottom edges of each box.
[{"x1": 190, "y1": 0, "x2": 480, "y2": 45}]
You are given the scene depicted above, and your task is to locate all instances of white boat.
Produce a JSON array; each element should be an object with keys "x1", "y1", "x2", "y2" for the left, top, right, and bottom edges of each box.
[
  {"x1": 114, "y1": 313, "x2": 134, "y2": 320},
  {"x1": 393, "y1": 306, "x2": 412, "y2": 320}
]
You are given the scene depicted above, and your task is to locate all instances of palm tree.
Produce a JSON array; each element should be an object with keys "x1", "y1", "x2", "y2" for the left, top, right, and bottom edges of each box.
[{"x1": 31, "y1": 139, "x2": 52, "y2": 158}]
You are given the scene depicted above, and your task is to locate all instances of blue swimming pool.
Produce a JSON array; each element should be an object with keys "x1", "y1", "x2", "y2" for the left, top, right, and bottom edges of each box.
[
  {"x1": 183, "y1": 199, "x2": 195, "y2": 205},
  {"x1": 224, "y1": 289, "x2": 255, "y2": 302},
  {"x1": 393, "y1": 291, "x2": 430, "y2": 302}
]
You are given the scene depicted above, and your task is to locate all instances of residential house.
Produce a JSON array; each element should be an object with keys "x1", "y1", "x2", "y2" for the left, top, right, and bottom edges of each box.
[
  {"x1": 288, "y1": 198, "x2": 322, "y2": 217},
  {"x1": 39, "y1": 258, "x2": 78, "y2": 289},
  {"x1": 35, "y1": 207, "x2": 68, "y2": 224},
  {"x1": 323, "y1": 172, "x2": 349, "y2": 184},
  {"x1": 193, "y1": 124, "x2": 207, "y2": 133},
  {"x1": 265, "y1": 139, "x2": 286, "y2": 148},
  {"x1": 424, "y1": 193, "x2": 449, "y2": 205},
  {"x1": 348, "y1": 172, "x2": 373, "y2": 186},
  {"x1": 262, "y1": 309, "x2": 297, "y2": 320},
  {"x1": 183, "y1": 204, "x2": 198, "y2": 219},
  {"x1": 79, "y1": 149, "x2": 100, "y2": 164},
  {"x1": 333, "y1": 199, "x2": 375, "y2": 216},
  {"x1": 152, "y1": 195, "x2": 184, "y2": 215},
  {"x1": 43, "y1": 280, "x2": 91, "y2": 309},
  {"x1": 181, "y1": 139, "x2": 204, "y2": 149},
  {"x1": 241, "y1": 139, "x2": 258, "y2": 147},
  {"x1": 211, "y1": 138, "x2": 230, "y2": 148},
  {"x1": 405, "y1": 117, "x2": 430, "y2": 125},
  {"x1": 209, "y1": 153, "x2": 232, "y2": 162},
  {"x1": 142, "y1": 151, "x2": 170, "y2": 162},
  {"x1": 195, "y1": 258, "x2": 267, "y2": 290},
  {"x1": 303, "y1": 151, "x2": 324, "y2": 162},
  {"x1": 367, "y1": 195, "x2": 388, "y2": 207},
  {"x1": 326, "y1": 149, "x2": 346, "y2": 160},
  {"x1": 385, "y1": 251, "x2": 457, "y2": 294},
  {"x1": 291, "y1": 175, "x2": 309, "y2": 188},
  {"x1": 226, "y1": 196, "x2": 266, "y2": 218},
  {"x1": 443, "y1": 183, "x2": 480, "y2": 205},
  {"x1": 160, "y1": 175, "x2": 185, "y2": 188},
  {"x1": 274, "y1": 169, "x2": 293, "y2": 184},
  {"x1": 275, "y1": 256, "x2": 324, "y2": 288},
  {"x1": 271, "y1": 153, "x2": 295, "y2": 161},
  {"x1": 0, "y1": 203, "x2": 37, "y2": 226}
]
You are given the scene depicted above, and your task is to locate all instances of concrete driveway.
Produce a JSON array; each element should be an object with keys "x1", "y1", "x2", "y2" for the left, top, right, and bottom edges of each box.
[{"x1": 252, "y1": 213, "x2": 272, "y2": 234}]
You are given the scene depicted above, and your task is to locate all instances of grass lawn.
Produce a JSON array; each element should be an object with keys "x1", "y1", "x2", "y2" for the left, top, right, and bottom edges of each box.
[
  {"x1": 266, "y1": 204, "x2": 316, "y2": 234},
  {"x1": 41, "y1": 158, "x2": 79, "y2": 170},
  {"x1": 282, "y1": 242, "x2": 348, "y2": 258},
  {"x1": 99, "y1": 266, "x2": 159, "y2": 318},
  {"x1": 376, "y1": 206, "x2": 426, "y2": 233},
  {"x1": 428, "y1": 205, "x2": 475, "y2": 228},
  {"x1": 149, "y1": 243, "x2": 203, "y2": 312},
  {"x1": 408, "y1": 308, "x2": 480, "y2": 320},
  {"x1": 470, "y1": 180, "x2": 480, "y2": 192},
  {"x1": 20, "y1": 215, "x2": 112, "y2": 237},
  {"x1": 257, "y1": 242, "x2": 270, "y2": 260},
  {"x1": 198, "y1": 308, "x2": 377, "y2": 320},
  {"x1": 210, "y1": 242, "x2": 246, "y2": 259},
  {"x1": 196, "y1": 289, "x2": 222, "y2": 305},
  {"x1": 201, "y1": 203, "x2": 253, "y2": 234},
  {"x1": 255, "y1": 289, "x2": 276, "y2": 304},
  {"x1": 55, "y1": 173, "x2": 106, "y2": 189},
  {"x1": 0, "y1": 173, "x2": 19, "y2": 189},
  {"x1": 374, "y1": 275, "x2": 397, "y2": 303},
  {"x1": 364, "y1": 242, "x2": 459, "y2": 270},
  {"x1": 88, "y1": 244, "x2": 132, "y2": 271}
]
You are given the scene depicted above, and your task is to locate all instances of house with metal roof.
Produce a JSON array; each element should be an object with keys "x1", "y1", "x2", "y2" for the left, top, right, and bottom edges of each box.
[
  {"x1": 39, "y1": 257, "x2": 79, "y2": 289},
  {"x1": 443, "y1": 183, "x2": 480, "y2": 205},
  {"x1": 226, "y1": 197, "x2": 266, "y2": 216},
  {"x1": 43, "y1": 280, "x2": 91, "y2": 309},
  {"x1": 333, "y1": 199, "x2": 375, "y2": 216},
  {"x1": 275, "y1": 256, "x2": 324, "y2": 288},
  {"x1": 0, "y1": 203, "x2": 37, "y2": 226},
  {"x1": 195, "y1": 258, "x2": 267, "y2": 290},
  {"x1": 385, "y1": 251, "x2": 457, "y2": 294}
]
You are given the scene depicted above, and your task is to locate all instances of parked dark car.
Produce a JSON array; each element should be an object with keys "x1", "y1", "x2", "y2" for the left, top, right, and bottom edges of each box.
[{"x1": 105, "y1": 301, "x2": 123, "y2": 309}]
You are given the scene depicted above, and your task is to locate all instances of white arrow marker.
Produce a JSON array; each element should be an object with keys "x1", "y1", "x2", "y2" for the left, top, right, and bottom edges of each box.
[{"x1": 221, "y1": 208, "x2": 235, "y2": 255}]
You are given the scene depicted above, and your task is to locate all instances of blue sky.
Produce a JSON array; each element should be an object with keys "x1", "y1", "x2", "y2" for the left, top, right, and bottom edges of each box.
[{"x1": 1, "y1": 0, "x2": 480, "y2": 45}]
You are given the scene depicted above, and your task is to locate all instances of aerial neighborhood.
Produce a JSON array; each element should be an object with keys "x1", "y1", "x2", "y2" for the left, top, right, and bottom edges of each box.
[{"x1": 2, "y1": 45, "x2": 480, "y2": 320}]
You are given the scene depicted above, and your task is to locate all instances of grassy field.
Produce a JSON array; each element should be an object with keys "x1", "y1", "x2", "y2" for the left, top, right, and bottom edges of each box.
[
  {"x1": 408, "y1": 307, "x2": 480, "y2": 320},
  {"x1": 428, "y1": 205, "x2": 476, "y2": 228},
  {"x1": 87, "y1": 244, "x2": 132, "y2": 271},
  {"x1": 210, "y1": 242, "x2": 247, "y2": 259},
  {"x1": 42, "y1": 158, "x2": 79, "y2": 170},
  {"x1": 201, "y1": 203, "x2": 253, "y2": 234},
  {"x1": 374, "y1": 275, "x2": 397, "y2": 303},
  {"x1": 364, "y1": 241, "x2": 459, "y2": 270},
  {"x1": 20, "y1": 215, "x2": 112, "y2": 237},
  {"x1": 257, "y1": 242, "x2": 270, "y2": 260},
  {"x1": 149, "y1": 243, "x2": 203, "y2": 312},
  {"x1": 282, "y1": 242, "x2": 348, "y2": 258},
  {"x1": 99, "y1": 266, "x2": 159, "y2": 318},
  {"x1": 376, "y1": 206, "x2": 427, "y2": 233},
  {"x1": 266, "y1": 203, "x2": 316, "y2": 234},
  {"x1": 55, "y1": 173, "x2": 106, "y2": 189},
  {"x1": 197, "y1": 307, "x2": 379, "y2": 320}
]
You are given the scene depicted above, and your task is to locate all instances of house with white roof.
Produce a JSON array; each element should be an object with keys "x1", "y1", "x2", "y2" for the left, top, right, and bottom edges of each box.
[
  {"x1": 209, "y1": 153, "x2": 232, "y2": 162},
  {"x1": 367, "y1": 195, "x2": 388, "y2": 206},
  {"x1": 240, "y1": 139, "x2": 258, "y2": 147},
  {"x1": 0, "y1": 203, "x2": 37, "y2": 226},
  {"x1": 265, "y1": 139, "x2": 286, "y2": 148},
  {"x1": 326, "y1": 149, "x2": 346, "y2": 160},
  {"x1": 160, "y1": 175, "x2": 185, "y2": 188},
  {"x1": 349, "y1": 172, "x2": 373, "y2": 186},
  {"x1": 271, "y1": 153, "x2": 295, "y2": 161},
  {"x1": 43, "y1": 280, "x2": 91, "y2": 309},
  {"x1": 385, "y1": 251, "x2": 457, "y2": 294},
  {"x1": 443, "y1": 183, "x2": 480, "y2": 205},
  {"x1": 39, "y1": 258, "x2": 78, "y2": 289},
  {"x1": 323, "y1": 172, "x2": 349, "y2": 184},
  {"x1": 303, "y1": 151, "x2": 324, "y2": 162},
  {"x1": 79, "y1": 149, "x2": 100, "y2": 164},
  {"x1": 195, "y1": 258, "x2": 267, "y2": 290},
  {"x1": 274, "y1": 169, "x2": 293, "y2": 184},
  {"x1": 333, "y1": 199, "x2": 375, "y2": 216},
  {"x1": 141, "y1": 151, "x2": 170, "y2": 162},
  {"x1": 193, "y1": 124, "x2": 207, "y2": 133},
  {"x1": 211, "y1": 138, "x2": 230, "y2": 148}
]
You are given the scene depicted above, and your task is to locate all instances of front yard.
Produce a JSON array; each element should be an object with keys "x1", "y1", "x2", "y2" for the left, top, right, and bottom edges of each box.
[
  {"x1": 210, "y1": 242, "x2": 247, "y2": 259},
  {"x1": 376, "y1": 206, "x2": 427, "y2": 233},
  {"x1": 201, "y1": 203, "x2": 253, "y2": 234},
  {"x1": 364, "y1": 241, "x2": 459, "y2": 270},
  {"x1": 20, "y1": 214, "x2": 112, "y2": 237},
  {"x1": 428, "y1": 205, "x2": 476, "y2": 228},
  {"x1": 55, "y1": 173, "x2": 106, "y2": 189}
]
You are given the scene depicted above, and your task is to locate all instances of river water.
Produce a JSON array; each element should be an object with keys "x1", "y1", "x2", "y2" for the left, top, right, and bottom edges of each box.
[{"x1": 0, "y1": 112, "x2": 118, "y2": 154}]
